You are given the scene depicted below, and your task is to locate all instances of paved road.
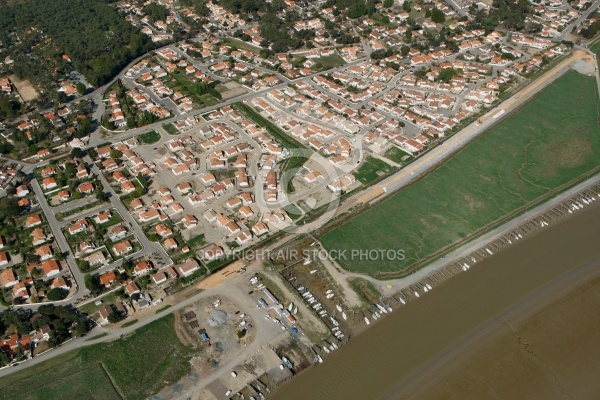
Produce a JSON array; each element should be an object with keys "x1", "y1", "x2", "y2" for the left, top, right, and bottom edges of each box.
[
  {"x1": 379, "y1": 50, "x2": 590, "y2": 194},
  {"x1": 85, "y1": 155, "x2": 172, "y2": 266},
  {"x1": 0, "y1": 27, "x2": 597, "y2": 374},
  {"x1": 554, "y1": 0, "x2": 600, "y2": 41},
  {"x1": 29, "y1": 179, "x2": 89, "y2": 301},
  {"x1": 350, "y1": 172, "x2": 600, "y2": 298}
]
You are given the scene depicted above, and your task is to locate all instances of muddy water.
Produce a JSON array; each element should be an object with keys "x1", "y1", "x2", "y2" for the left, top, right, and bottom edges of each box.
[{"x1": 271, "y1": 201, "x2": 600, "y2": 400}]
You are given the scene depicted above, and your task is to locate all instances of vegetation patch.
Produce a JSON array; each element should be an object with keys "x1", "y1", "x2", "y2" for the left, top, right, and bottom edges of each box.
[
  {"x1": 349, "y1": 277, "x2": 381, "y2": 304},
  {"x1": 384, "y1": 146, "x2": 414, "y2": 164},
  {"x1": 321, "y1": 72, "x2": 600, "y2": 277},
  {"x1": 354, "y1": 156, "x2": 395, "y2": 184},
  {"x1": 234, "y1": 102, "x2": 305, "y2": 150},
  {"x1": 163, "y1": 123, "x2": 179, "y2": 135},
  {"x1": 313, "y1": 54, "x2": 346, "y2": 70},
  {"x1": 0, "y1": 315, "x2": 195, "y2": 400},
  {"x1": 138, "y1": 130, "x2": 161, "y2": 145}
]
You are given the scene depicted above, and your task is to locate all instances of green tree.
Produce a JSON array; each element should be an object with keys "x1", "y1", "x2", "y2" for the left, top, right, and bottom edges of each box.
[
  {"x1": 383, "y1": 0, "x2": 393, "y2": 7},
  {"x1": 431, "y1": 7, "x2": 445, "y2": 23},
  {"x1": 0, "y1": 141, "x2": 14, "y2": 154},
  {"x1": 70, "y1": 148, "x2": 83, "y2": 158},
  {"x1": 96, "y1": 191, "x2": 110, "y2": 201},
  {"x1": 0, "y1": 197, "x2": 20, "y2": 221},
  {"x1": 76, "y1": 82, "x2": 86, "y2": 95},
  {"x1": 110, "y1": 149, "x2": 122, "y2": 159},
  {"x1": 137, "y1": 173, "x2": 148, "y2": 190},
  {"x1": 84, "y1": 274, "x2": 103, "y2": 296},
  {"x1": 438, "y1": 67, "x2": 456, "y2": 82},
  {"x1": 108, "y1": 312, "x2": 120, "y2": 324},
  {"x1": 46, "y1": 288, "x2": 65, "y2": 301}
]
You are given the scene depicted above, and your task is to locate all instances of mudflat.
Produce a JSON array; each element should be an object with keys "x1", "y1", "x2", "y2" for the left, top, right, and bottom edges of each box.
[{"x1": 398, "y1": 264, "x2": 600, "y2": 400}]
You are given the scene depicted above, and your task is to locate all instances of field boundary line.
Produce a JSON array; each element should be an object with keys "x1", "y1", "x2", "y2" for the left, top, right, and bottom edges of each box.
[{"x1": 98, "y1": 361, "x2": 125, "y2": 400}]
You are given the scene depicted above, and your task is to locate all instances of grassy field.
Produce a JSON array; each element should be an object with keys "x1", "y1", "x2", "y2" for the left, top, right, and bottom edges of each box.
[
  {"x1": 138, "y1": 130, "x2": 161, "y2": 144},
  {"x1": 314, "y1": 54, "x2": 346, "y2": 70},
  {"x1": 354, "y1": 156, "x2": 395, "y2": 184},
  {"x1": 592, "y1": 40, "x2": 600, "y2": 60},
  {"x1": 321, "y1": 71, "x2": 600, "y2": 277},
  {"x1": 0, "y1": 315, "x2": 195, "y2": 400},
  {"x1": 163, "y1": 123, "x2": 179, "y2": 135},
  {"x1": 384, "y1": 146, "x2": 414, "y2": 164},
  {"x1": 224, "y1": 37, "x2": 261, "y2": 53}
]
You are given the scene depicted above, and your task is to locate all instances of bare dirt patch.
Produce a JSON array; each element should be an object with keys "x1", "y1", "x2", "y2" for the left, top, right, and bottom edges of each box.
[{"x1": 9, "y1": 74, "x2": 39, "y2": 102}]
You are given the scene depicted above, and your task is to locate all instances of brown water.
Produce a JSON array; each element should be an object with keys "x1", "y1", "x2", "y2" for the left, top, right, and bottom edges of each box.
[{"x1": 271, "y1": 200, "x2": 600, "y2": 400}]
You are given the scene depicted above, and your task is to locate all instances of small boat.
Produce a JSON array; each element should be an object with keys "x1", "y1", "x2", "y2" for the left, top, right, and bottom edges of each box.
[
  {"x1": 364, "y1": 317, "x2": 370, "y2": 325},
  {"x1": 323, "y1": 346, "x2": 330, "y2": 354},
  {"x1": 317, "y1": 355, "x2": 323, "y2": 363},
  {"x1": 332, "y1": 342, "x2": 339, "y2": 350},
  {"x1": 387, "y1": 306, "x2": 392, "y2": 312},
  {"x1": 423, "y1": 286, "x2": 429, "y2": 293},
  {"x1": 336, "y1": 305, "x2": 343, "y2": 312},
  {"x1": 342, "y1": 312, "x2": 347, "y2": 320},
  {"x1": 426, "y1": 284, "x2": 432, "y2": 290},
  {"x1": 414, "y1": 291, "x2": 420, "y2": 298},
  {"x1": 399, "y1": 298, "x2": 406, "y2": 305},
  {"x1": 293, "y1": 306, "x2": 298, "y2": 314},
  {"x1": 486, "y1": 248, "x2": 493, "y2": 255},
  {"x1": 374, "y1": 311, "x2": 380, "y2": 318},
  {"x1": 288, "y1": 303, "x2": 294, "y2": 311}
]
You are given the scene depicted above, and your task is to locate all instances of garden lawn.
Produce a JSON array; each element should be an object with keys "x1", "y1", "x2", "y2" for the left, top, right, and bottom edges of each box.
[{"x1": 321, "y1": 71, "x2": 600, "y2": 277}]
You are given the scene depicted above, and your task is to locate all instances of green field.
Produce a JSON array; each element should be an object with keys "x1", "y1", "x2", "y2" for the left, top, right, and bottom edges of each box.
[
  {"x1": 321, "y1": 71, "x2": 600, "y2": 277},
  {"x1": 0, "y1": 315, "x2": 195, "y2": 400},
  {"x1": 224, "y1": 37, "x2": 261, "y2": 53},
  {"x1": 354, "y1": 156, "x2": 395, "y2": 184},
  {"x1": 163, "y1": 123, "x2": 179, "y2": 135},
  {"x1": 384, "y1": 146, "x2": 414, "y2": 164},
  {"x1": 314, "y1": 54, "x2": 346, "y2": 70},
  {"x1": 138, "y1": 130, "x2": 161, "y2": 144},
  {"x1": 592, "y1": 40, "x2": 600, "y2": 60}
]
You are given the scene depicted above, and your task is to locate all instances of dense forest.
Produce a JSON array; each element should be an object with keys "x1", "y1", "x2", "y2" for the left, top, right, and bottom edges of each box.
[
  {"x1": 0, "y1": 0, "x2": 152, "y2": 87},
  {"x1": 217, "y1": 0, "x2": 305, "y2": 52}
]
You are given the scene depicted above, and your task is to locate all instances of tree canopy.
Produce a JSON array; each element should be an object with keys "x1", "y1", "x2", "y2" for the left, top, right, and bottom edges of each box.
[{"x1": 0, "y1": 0, "x2": 152, "y2": 87}]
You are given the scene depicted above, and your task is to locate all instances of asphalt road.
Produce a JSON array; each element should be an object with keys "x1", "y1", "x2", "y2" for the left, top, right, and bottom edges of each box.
[{"x1": 1, "y1": 28, "x2": 598, "y2": 377}]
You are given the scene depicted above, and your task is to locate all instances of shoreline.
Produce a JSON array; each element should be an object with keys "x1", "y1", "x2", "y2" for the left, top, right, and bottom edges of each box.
[{"x1": 269, "y1": 192, "x2": 600, "y2": 400}]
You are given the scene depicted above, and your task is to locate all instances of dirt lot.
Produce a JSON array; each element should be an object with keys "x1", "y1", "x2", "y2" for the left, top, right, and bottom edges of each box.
[
  {"x1": 9, "y1": 74, "x2": 39, "y2": 102},
  {"x1": 153, "y1": 280, "x2": 292, "y2": 400}
]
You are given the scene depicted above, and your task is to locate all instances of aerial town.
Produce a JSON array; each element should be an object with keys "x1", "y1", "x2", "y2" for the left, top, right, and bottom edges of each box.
[{"x1": 0, "y1": 0, "x2": 599, "y2": 398}]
